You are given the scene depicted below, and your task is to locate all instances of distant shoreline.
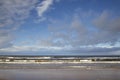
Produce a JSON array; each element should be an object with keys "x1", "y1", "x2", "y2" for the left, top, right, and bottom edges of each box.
[
  {"x1": 0, "y1": 55, "x2": 120, "y2": 57},
  {"x1": 1, "y1": 61, "x2": 120, "y2": 64}
]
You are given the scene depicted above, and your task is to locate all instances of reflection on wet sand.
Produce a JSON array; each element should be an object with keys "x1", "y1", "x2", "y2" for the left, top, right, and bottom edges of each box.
[
  {"x1": 0, "y1": 79, "x2": 7, "y2": 80},
  {"x1": 0, "y1": 63, "x2": 120, "y2": 80}
]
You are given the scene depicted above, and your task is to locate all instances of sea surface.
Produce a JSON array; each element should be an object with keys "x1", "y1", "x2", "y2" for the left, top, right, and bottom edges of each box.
[{"x1": 0, "y1": 63, "x2": 120, "y2": 80}]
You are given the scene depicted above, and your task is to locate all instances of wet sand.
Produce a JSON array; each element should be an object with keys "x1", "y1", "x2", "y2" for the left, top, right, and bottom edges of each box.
[
  {"x1": 0, "y1": 63, "x2": 120, "y2": 80},
  {"x1": 0, "y1": 63, "x2": 120, "y2": 69}
]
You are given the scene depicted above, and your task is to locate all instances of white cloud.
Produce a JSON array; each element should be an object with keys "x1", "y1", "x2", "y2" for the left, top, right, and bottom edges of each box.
[
  {"x1": 0, "y1": 45, "x2": 63, "y2": 52},
  {"x1": 39, "y1": 10, "x2": 120, "y2": 52},
  {"x1": 0, "y1": 0, "x2": 38, "y2": 27},
  {"x1": 36, "y1": 0, "x2": 54, "y2": 17},
  {"x1": 1, "y1": 44, "x2": 120, "y2": 55},
  {"x1": 0, "y1": 0, "x2": 38, "y2": 48},
  {"x1": 0, "y1": 0, "x2": 120, "y2": 55},
  {"x1": 0, "y1": 0, "x2": 58, "y2": 49}
]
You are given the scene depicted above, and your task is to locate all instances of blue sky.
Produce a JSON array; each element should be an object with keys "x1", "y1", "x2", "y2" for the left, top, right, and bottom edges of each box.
[{"x1": 0, "y1": 0, "x2": 120, "y2": 55}]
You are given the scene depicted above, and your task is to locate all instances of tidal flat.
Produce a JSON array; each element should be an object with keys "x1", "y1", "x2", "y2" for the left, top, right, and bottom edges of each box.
[{"x1": 0, "y1": 63, "x2": 120, "y2": 80}]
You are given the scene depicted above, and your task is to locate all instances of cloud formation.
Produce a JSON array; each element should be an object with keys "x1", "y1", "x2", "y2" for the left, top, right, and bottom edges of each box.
[
  {"x1": 36, "y1": 0, "x2": 54, "y2": 17},
  {"x1": 0, "y1": 30, "x2": 13, "y2": 49},
  {"x1": 0, "y1": 43, "x2": 120, "y2": 55},
  {"x1": 0, "y1": 0, "x2": 120, "y2": 55},
  {"x1": 0, "y1": 0, "x2": 38, "y2": 27},
  {"x1": 35, "y1": 10, "x2": 120, "y2": 55},
  {"x1": 93, "y1": 11, "x2": 120, "y2": 33},
  {"x1": 0, "y1": 0, "x2": 38, "y2": 49},
  {"x1": 93, "y1": 11, "x2": 120, "y2": 44}
]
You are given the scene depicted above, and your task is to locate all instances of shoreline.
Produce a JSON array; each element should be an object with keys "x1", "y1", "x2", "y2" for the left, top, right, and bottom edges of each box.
[{"x1": 1, "y1": 61, "x2": 120, "y2": 64}]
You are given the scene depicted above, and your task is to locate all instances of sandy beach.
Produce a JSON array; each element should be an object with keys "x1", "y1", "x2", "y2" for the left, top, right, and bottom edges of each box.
[{"x1": 0, "y1": 63, "x2": 120, "y2": 80}]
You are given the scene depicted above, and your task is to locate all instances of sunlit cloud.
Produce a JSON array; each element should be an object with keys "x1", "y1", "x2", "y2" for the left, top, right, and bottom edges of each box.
[
  {"x1": 0, "y1": 0, "x2": 120, "y2": 55},
  {"x1": 36, "y1": 0, "x2": 54, "y2": 17}
]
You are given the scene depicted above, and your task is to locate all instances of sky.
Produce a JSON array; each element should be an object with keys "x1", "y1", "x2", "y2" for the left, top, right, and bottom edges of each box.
[{"x1": 0, "y1": 0, "x2": 120, "y2": 55}]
